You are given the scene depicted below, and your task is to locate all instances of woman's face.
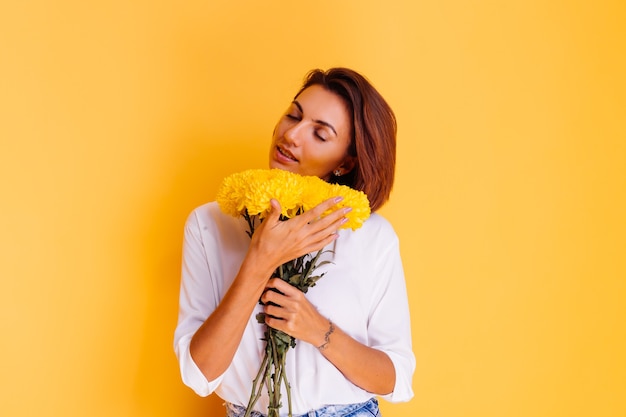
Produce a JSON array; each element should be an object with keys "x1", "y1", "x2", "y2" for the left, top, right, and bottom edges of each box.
[{"x1": 269, "y1": 85, "x2": 355, "y2": 181}]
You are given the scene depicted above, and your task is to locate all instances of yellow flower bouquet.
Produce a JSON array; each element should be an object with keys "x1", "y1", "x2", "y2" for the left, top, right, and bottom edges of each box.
[{"x1": 216, "y1": 169, "x2": 371, "y2": 417}]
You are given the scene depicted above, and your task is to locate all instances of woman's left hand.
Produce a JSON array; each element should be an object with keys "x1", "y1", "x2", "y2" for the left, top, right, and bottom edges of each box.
[
  {"x1": 262, "y1": 278, "x2": 396, "y2": 395},
  {"x1": 260, "y1": 278, "x2": 329, "y2": 347}
]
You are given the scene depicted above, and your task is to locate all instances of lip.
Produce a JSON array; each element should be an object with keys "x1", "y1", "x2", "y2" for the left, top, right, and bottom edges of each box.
[{"x1": 274, "y1": 145, "x2": 298, "y2": 163}]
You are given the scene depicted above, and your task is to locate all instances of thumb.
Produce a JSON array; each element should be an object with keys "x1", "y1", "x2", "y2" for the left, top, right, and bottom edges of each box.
[{"x1": 265, "y1": 199, "x2": 282, "y2": 223}]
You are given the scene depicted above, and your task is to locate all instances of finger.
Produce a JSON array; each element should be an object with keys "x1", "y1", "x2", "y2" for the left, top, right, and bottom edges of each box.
[
  {"x1": 295, "y1": 208, "x2": 350, "y2": 249},
  {"x1": 309, "y1": 206, "x2": 352, "y2": 230},
  {"x1": 301, "y1": 196, "x2": 344, "y2": 223},
  {"x1": 300, "y1": 208, "x2": 351, "y2": 245},
  {"x1": 290, "y1": 226, "x2": 341, "y2": 256},
  {"x1": 264, "y1": 303, "x2": 298, "y2": 327},
  {"x1": 261, "y1": 285, "x2": 284, "y2": 306},
  {"x1": 267, "y1": 278, "x2": 298, "y2": 295},
  {"x1": 264, "y1": 304, "x2": 286, "y2": 320},
  {"x1": 264, "y1": 198, "x2": 282, "y2": 224},
  {"x1": 265, "y1": 314, "x2": 288, "y2": 332}
]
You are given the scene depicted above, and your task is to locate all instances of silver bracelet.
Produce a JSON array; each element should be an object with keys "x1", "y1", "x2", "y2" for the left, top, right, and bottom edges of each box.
[{"x1": 317, "y1": 320, "x2": 335, "y2": 350}]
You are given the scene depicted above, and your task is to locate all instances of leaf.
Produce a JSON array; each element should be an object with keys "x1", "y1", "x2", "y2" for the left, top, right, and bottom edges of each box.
[
  {"x1": 315, "y1": 260, "x2": 333, "y2": 268},
  {"x1": 275, "y1": 331, "x2": 293, "y2": 345},
  {"x1": 288, "y1": 274, "x2": 302, "y2": 286}
]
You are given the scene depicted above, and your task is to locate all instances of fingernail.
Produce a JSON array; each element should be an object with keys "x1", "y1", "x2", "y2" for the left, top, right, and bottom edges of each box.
[
  {"x1": 343, "y1": 207, "x2": 352, "y2": 214},
  {"x1": 334, "y1": 196, "x2": 343, "y2": 203},
  {"x1": 340, "y1": 217, "x2": 349, "y2": 224}
]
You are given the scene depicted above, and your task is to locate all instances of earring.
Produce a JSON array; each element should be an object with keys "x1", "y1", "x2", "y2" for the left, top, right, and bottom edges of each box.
[{"x1": 334, "y1": 169, "x2": 342, "y2": 176}]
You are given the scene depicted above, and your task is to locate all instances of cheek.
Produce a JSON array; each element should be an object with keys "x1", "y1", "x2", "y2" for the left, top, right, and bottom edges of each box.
[
  {"x1": 272, "y1": 122, "x2": 287, "y2": 141},
  {"x1": 272, "y1": 122, "x2": 280, "y2": 137}
]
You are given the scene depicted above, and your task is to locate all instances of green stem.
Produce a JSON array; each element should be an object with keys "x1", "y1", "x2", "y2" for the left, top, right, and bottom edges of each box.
[
  {"x1": 265, "y1": 346, "x2": 275, "y2": 416},
  {"x1": 243, "y1": 350, "x2": 270, "y2": 417},
  {"x1": 244, "y1": 236, "x2": 320, "y2": 416},
  {"x1": 302, "y1": 249, "x2": 322, "y2": 280},
  {"x1": 270, "y1": 332, "x2": 280, "y2": 405},
  {"x1": 242, "y1": 210, "x2": 256, "y2": 238},
  {"x1": 280, "y1": 349, "x2": 292, "y2": 417}
]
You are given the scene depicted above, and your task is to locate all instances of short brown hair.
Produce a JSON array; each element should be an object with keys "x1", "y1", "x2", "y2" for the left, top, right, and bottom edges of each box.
[{"x1": 295, "y1": 68, "x2": 396, "y2": 212}]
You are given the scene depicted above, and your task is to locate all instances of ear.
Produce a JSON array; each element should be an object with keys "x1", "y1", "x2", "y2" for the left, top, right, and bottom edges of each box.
[{"x1": 336, "y1": 155, "x2": 356, "y2": 176}]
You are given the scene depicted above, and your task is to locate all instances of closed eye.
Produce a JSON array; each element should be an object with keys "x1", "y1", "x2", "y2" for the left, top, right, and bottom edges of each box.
[
  {"x1": 293, "y1": 100, "x2": 338, "y2": 137},
  {"x1": 315, "y1": 130, "x2": 328, "y2": 141}
]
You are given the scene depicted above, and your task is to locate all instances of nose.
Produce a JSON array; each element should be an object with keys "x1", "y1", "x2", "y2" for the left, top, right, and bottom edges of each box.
[{"x1": 284, "y1": 121, "x2": 305, "y2": 146}]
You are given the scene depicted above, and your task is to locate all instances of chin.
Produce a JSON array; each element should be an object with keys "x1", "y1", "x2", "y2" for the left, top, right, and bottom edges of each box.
[
  {"x1": 269, "y1": 160, "x2": 284, "y2": 170},
  {"x1": 269, "y1": 162, "x2": 293, "y2": 173}
]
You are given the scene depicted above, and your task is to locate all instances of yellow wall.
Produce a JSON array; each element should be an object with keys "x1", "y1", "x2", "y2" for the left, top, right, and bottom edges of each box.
[{"x1": 1, "y1": 1, "x2": 624, "y2": 416}]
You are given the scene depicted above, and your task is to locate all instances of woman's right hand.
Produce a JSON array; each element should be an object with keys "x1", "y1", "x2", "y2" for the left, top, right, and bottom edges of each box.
[{"x1": 247, "y1": 197, "x2": 351, "y2": 273}]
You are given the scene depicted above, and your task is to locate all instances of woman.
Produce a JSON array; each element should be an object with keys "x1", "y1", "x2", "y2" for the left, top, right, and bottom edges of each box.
[{"x1": 174, "y1": 68, "x2": 415, "y2": 416}]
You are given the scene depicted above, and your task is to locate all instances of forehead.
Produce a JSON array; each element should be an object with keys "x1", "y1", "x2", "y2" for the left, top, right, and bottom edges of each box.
[{"x1": 295, "y1": 85, "x2": 351, "y2": 129}]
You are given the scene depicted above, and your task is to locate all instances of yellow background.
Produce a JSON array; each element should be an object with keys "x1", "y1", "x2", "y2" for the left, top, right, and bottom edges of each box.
[{"x1": 1, "y1": 1, "x2": 624, "y2": 416}]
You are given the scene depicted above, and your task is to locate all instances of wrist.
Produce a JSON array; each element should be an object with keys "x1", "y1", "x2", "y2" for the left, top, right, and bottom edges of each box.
[{"x1": 242, "y1": 248, "x2": 278, "y2": 280}]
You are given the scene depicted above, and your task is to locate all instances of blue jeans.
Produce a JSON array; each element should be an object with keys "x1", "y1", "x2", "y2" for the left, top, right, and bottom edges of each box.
[{"x1": 225, "y1": 397, "x2": 381, "y2": 417}]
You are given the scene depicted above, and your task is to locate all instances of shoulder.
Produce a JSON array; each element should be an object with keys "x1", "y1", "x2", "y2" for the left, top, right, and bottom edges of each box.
[
  {"x1": 186, "y1": 201, "x2": 230, "y2": 226},
  {"x1": 188, "y1": 201, "x2": 221, "y2": 218},
  {"x1": 356, "y1": 212, "x2": 399, "y2": 243},
  {"x1": 363, "y1": 212, "x2": 394, "y2": 228},
  {"x1": 184, "y1": 201, "x2": 250, "y2": 254},
  {"x1": 338, "y1": 212, "x2": 399, "y2": 255},
  {"x1": 184, "y1": 201, "x2": 243, "y2": 238}
]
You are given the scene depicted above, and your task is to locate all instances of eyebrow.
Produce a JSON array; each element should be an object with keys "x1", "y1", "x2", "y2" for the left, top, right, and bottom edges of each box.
[{"x1": 293, "y1": 100, "x2": 338, "y2": 136}]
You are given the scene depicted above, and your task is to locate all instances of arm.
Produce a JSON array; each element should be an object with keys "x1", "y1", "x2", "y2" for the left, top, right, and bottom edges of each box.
[{"x1": 187, "y1": 198, "x2": 352, "y2": 381}]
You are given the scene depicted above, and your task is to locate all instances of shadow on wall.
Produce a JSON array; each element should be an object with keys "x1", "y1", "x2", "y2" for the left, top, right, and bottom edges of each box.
[{"x1": 132, "y1": 124, "x2": 265, "y2": 416}]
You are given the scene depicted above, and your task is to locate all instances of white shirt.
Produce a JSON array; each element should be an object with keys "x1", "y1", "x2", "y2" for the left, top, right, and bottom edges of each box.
[{"x1": 174, "y1": 202, "x2": 415, "y2": 415}]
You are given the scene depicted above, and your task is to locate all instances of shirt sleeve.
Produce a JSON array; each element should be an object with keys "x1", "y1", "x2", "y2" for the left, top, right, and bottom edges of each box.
[
  {"x1": 367, "y1": 226, "x2": 415, "y2": 403},
  {"x1": 173, "y1": 208, "x2": 225, "y2": 396}
]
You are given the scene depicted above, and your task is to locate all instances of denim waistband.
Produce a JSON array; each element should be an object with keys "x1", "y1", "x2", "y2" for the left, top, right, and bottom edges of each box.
[{"x1": 225, "y1": 397, "x2": 380, "y2": 417}]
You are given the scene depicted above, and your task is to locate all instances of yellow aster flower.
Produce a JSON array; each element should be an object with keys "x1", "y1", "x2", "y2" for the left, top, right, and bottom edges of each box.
[
  {"x1": 215, "y1": 173, "x2": 245, "y2": 216},
  {"x1": 300, "y1": 176, "x2": 327, "y2": 211},
  {"x1": 321, "y1": 182, "x2": 371, "y2": 230},
  {"x1": 264, "y1": 169, "x2": 305, "y2": 218},
  {"x1": 216, "y1": 169, "x2": 370, "y2": 230}
]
